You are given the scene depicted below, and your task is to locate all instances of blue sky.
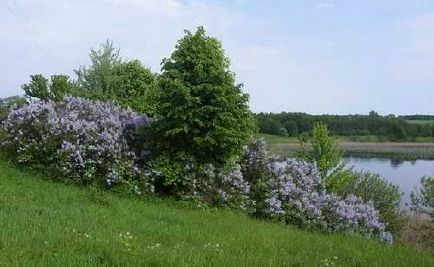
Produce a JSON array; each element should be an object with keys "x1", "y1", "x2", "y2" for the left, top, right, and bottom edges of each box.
[{"x1": 1, "y1": 0, "x2": 433, "y2": 114}]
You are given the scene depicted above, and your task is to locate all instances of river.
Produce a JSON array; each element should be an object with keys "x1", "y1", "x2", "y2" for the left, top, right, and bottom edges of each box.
[{"x1": 344, "y1": 157, "x2": 434, "y2": 207}]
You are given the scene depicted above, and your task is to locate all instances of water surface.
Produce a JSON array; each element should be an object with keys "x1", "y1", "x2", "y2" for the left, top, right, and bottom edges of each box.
[{"x1": 344, "y1": 157, "x2": 434, "y2": 207}]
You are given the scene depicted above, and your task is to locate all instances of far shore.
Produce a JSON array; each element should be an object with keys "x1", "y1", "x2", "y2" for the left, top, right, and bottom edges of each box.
[{"x1": 260, "y1": 134, "x2": 434, "y2": 160}]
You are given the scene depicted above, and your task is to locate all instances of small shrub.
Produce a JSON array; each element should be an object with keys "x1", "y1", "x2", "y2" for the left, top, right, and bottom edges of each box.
[
  {"x1": 240, "y1": 138, "x2": 273, "y2": 217},
  {"x1": 411, "y1": 177, "x2": 434, "y2": 217},
  {"x1": 296, "y1": 123, "x2": 347, "y2": 192},
  {"x1": 149, "y1": 154, "x2": 252, "y2": 211},
  {"x1": 337, "y1": 171, "x2": 403, "y2": 235},
  {"x1": 1, "y1": 96, "x2": 151, "y2": 192},
  {"x1": 402, "y1": 213, "x2": 434, "y2": 250}
]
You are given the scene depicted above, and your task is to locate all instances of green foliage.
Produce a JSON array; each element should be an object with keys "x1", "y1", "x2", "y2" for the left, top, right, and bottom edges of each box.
[
  {"x1": 311, "y1": 123, "x2": 343, "y2": 176},
  {"x1": 295, "y1": 123, "x2": 346, "y2": 191},
  {"x1": 110, "y1": 60, "x2": 158, "y2": 115},
  {"x1": 411, "y1": 177, "x2": 434, "y2": 217},
  {"x1": 22, "y1": 74, "x2": 76, "y2": 101},
  {"x1": 337, "y1": 171, "x2": 403, "y2": 235},
  {"x1": 151, "y1": 27, "x2": 255, "y2": 166},
  {"x1": 256, "y1": 112, "x2": 432, "y2": 140},
  {"x1": 260, "y1": 118, "x2": 288, "y2": 136},
  {"x1": 74, "y1": 39, "x2": 121, "y2": 95},
  {"x1": 295, "y1": 124, "x2": 403, "y2": 234},
  {"x1": 150, "y1": 154, "x2": 190, "y2": 196},
  {"x1": 74, "y1": 40, "x2": 157, "y2": 114}
]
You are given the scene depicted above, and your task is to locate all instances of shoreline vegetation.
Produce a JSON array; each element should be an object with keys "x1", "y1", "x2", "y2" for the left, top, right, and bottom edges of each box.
[{"x1": 260, "y1": 134, "x2": 434, "y2": 160}]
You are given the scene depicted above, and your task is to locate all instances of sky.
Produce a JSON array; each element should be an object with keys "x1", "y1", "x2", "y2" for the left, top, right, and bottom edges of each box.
[{"x1": 1, "y1": 0, "x2": 434, "y2": 115}]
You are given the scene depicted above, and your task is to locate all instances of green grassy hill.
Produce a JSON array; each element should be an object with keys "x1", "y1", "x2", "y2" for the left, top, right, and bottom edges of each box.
[{"x1": 0, "y1": 160, "x2": 433, "y2": 266}]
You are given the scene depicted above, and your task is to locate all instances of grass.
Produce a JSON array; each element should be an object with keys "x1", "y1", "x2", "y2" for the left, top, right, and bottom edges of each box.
[
  {"x1": 1, "y1": 161, "x2": 433, "y2": 266},
  {"x1": 259, "y1": 134, "x2": 434, "y2": 160}
]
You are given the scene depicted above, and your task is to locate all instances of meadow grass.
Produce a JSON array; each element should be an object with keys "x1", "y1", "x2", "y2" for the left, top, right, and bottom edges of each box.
[
  {"x1": 406, "y1": 120, "x2": 434, "y2": 125},
  {"x1": 0, "y1": 160, "x2": 433, "y2": 266},
  {"x1": 259, "y1": 134, "x2": 434, "y2": 160}
]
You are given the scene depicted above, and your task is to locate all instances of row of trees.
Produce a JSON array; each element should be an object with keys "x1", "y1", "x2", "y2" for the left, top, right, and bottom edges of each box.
[
  {"x1": 256, "y1": 112, "x2": 434, "y2": 140},
  {"x1": 20, "y1": 40, "x2": 158, "y2": 115}
]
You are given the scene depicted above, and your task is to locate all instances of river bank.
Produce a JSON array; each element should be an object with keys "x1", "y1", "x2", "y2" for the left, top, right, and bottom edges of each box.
[{"x1": 260, "y1": 134, "x2": 434, "y2": 161}]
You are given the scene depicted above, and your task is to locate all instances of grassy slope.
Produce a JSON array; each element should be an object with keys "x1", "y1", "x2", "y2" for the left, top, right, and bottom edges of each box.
[{"x1": 0, "y1": 161, "x2": 433, "y2": 267}]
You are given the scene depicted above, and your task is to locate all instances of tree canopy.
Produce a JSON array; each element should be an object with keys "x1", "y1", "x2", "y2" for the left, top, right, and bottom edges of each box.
[{"x1": 151, "y1": 27, "x2": 255, "y2": 165}]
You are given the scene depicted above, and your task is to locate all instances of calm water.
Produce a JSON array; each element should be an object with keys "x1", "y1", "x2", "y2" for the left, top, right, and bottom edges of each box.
[{"x1": 344, "y1": 157, "x2": 434, "y2": 207}]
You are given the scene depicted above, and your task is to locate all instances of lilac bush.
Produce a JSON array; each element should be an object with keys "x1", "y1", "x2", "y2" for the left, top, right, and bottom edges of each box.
[
  {"x1": 193, "y1": 163, "x2": 253, "y2": 211},
  {"x1": 1, "y1": 96, "x2": 151, "y2": 192},
  {"x1": 241, "y1": 138, "x2": 393, "y2": 243}
]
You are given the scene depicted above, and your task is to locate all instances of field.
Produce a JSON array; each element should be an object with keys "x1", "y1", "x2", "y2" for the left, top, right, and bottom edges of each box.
[
  {"x1": 0, "y1": 160, "x2": 433, "y2": 266},
  {"x1": 406, "y1": 120, "x2": 434, "y2": 125},
  {"x1": 259, "y1": 134, "x2": 434, "y2": 160}
]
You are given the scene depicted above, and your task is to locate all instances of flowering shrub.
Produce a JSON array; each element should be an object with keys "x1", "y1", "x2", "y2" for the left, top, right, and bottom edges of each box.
[
  {"x1": 149, "y1": 154, "x2": 253, "y2": 211},
  {"x1": 241, "y1": 138, "x2": 393, "y2": 243},
  {"x1": 1, "y1": 96, "x2": 151, "y2": 192},
  {"x1": 193, "y1": 163, "x2": 253, "y2": 211}
]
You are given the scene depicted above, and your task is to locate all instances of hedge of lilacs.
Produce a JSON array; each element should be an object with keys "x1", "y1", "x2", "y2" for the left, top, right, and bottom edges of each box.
[
  {"x1": 0, "y1": 96, "x2": 152, "y2": 192},
  {"x1": 0, "y1": 98, "x2": 392, "y2": 243},
  {"x1": 241, "y1": 139, "x2": 393, "y2": 243}
]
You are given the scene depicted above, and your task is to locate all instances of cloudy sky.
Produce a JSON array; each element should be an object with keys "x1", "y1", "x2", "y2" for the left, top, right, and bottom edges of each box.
[{"x1": 1, "y1": 0, "x2": 434, "y2": 114}]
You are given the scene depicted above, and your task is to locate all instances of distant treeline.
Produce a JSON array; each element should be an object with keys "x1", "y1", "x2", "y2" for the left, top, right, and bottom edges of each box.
[
  {"x1": 398, "y1": 115, "x2": 434, "y2": 121},
  {"x1": 256, "y1": 112, "x2": 434, "y2": 140}
]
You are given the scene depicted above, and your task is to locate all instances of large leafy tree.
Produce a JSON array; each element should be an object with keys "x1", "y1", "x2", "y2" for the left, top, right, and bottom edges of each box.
[
  {"x1": 74, "y1": 39, "x2": 121, "y2": 97},
  {"x1": 75, "y1": 40, "x2": 157, "y2": 114},
  {"x1": 111, "y1": 60, "x2": 158, "y2": 115},
  {"x1": 152, "y1": 26, "x2": 254, "y2": 166}
]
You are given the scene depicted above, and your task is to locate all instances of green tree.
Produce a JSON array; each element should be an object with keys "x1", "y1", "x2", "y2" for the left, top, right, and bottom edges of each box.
[
  {"x1": 311, "y1": 122, "x2": 343, "y2": 176},
  {"x1": 151, "y1": 26, "x2": 255, "y2": 166},
  {"x1": 110, "y1": 60, "x2": 158, "y2": 115},
  {"x1": 74, "y1": 39, "x2": 121, "y2": 98},
  {"x1": 22, "y1": 74, "x2": 76, "y2": 101},
  {"x1": 297, "y1": 123, "x2": 346, "y2": 191},
  {"x1": 75, "y1": 41, "x2": 157, "y2": 114}
]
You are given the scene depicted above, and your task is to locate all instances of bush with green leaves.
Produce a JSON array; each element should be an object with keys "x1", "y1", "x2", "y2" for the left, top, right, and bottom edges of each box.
[
  {"x1": 337, "y1": 171, "x2": 403, "y2": 235},
  {"x1": 241, "y1": 138, "x2": 393, "y2": 243},
  {"x1": 149, "y1": 154, "x2": 252, "y2": 211},
  {"x1": 150, "y1": 27, "x2": 255, "y2": 166},
  {"x1": 240, "y1": 138, "x2": 274, "y2": 218},
  {"x1": 411, "y1": 177, "x2": 434, "y2": 217},
  {"x1": 110, "y1": 60, "x2": 158, "y2": 115}
]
